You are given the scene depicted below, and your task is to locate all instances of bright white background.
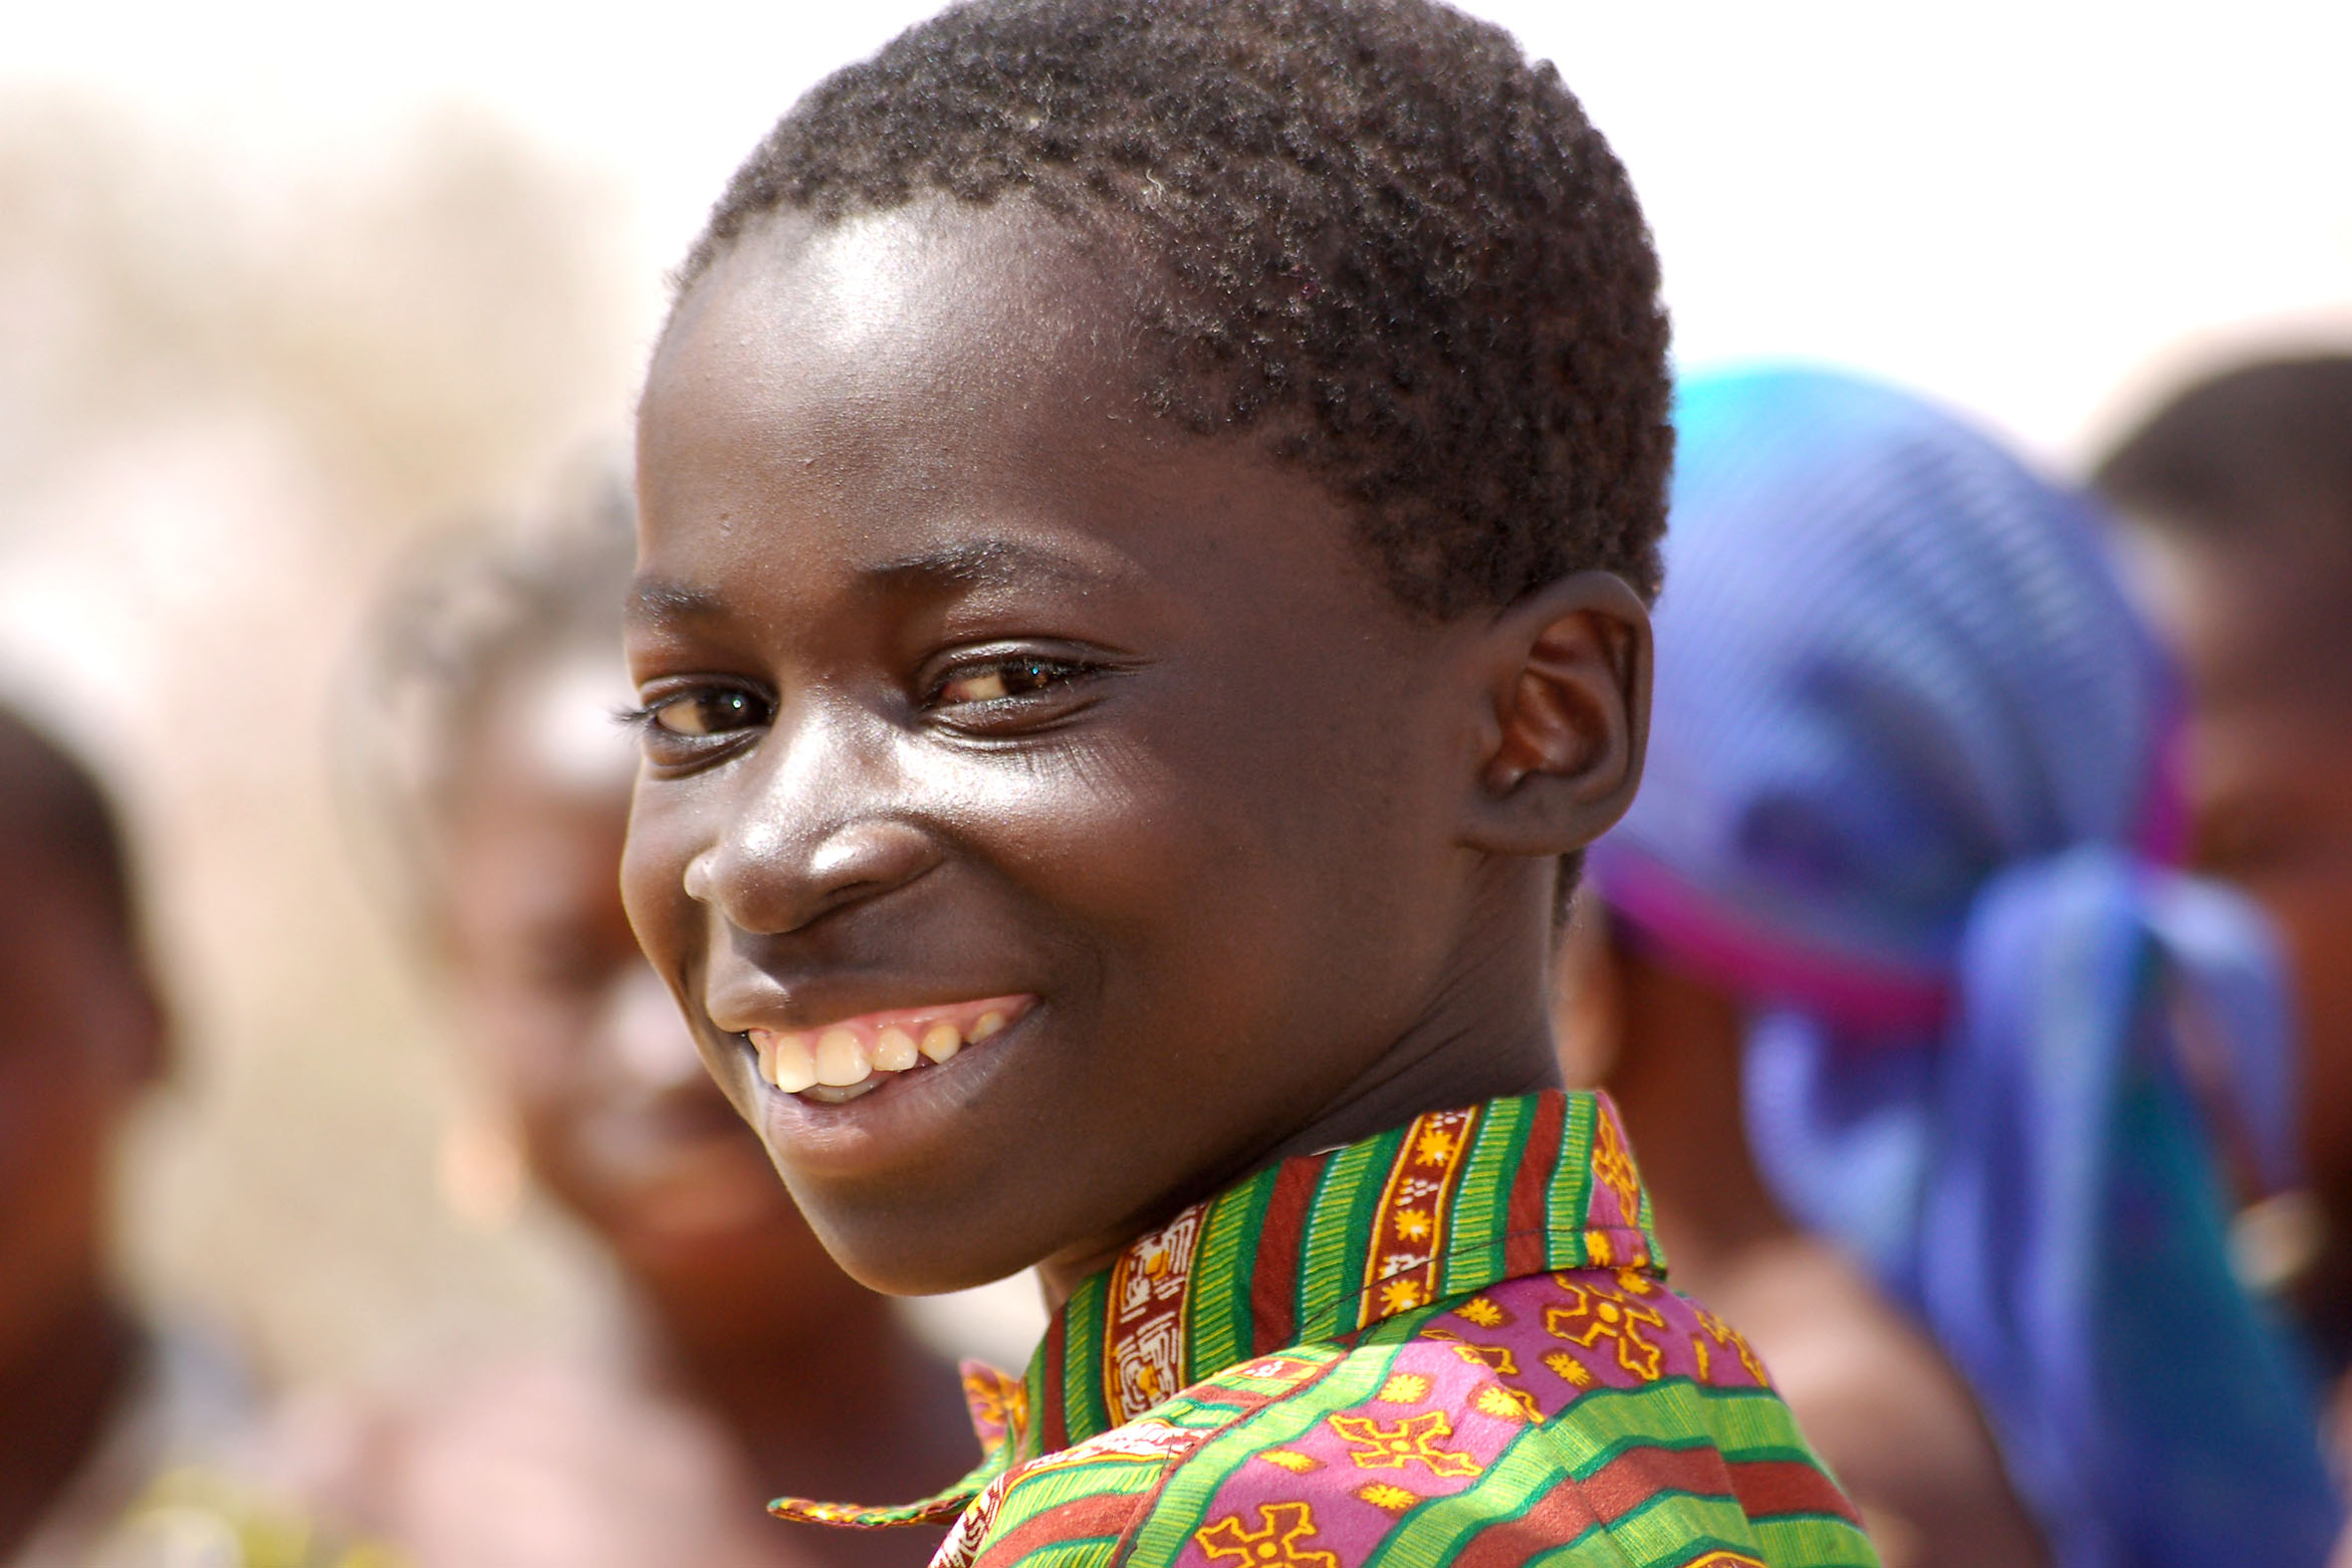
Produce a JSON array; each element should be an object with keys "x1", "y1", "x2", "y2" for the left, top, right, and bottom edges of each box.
[{"x1": 12, "y1": 0, "x2": 2351, "y2": 459}]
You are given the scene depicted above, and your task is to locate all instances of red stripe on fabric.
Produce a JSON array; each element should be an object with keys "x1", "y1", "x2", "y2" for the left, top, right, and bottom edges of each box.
[
  {"x1": 1576, "y1": 1443, "x2": 1737, "y2": 1521},
  {"x1": 969, "y1": 1491, "x2": 1145, "y2": 1568},
  {"x1": 1037, "y1": 1314, "x2": 1068, "y2": 1455},
  {"x1": 1249, "y1": 1155, "x2": 1326, "y2": 1354},
  {"x1": 1450, "y1": 1473, "x2": 1603, "y2": 1568},
  {"x1": 1505, "y1": 1092, "x2": 1566, "y2": 1277},
  {"x1": 1727, "y1": 1457, "x2": 1863, "y2": 1526}
]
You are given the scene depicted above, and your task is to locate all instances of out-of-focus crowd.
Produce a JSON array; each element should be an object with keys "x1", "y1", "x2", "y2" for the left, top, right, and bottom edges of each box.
[{"x1": 5, "y1": 9, "x2": 2352, "y2": 1568}]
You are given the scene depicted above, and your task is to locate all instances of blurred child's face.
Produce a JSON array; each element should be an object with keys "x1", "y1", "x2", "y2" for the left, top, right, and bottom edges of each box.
[
  {"x1": 443, "y1": 656, "x2": 854, "y2": 1327},
  {"x1": 0, "y1": 844, "x2": 154, "y2": 1364},
  {"x1": 2124, "y1": 528, "x2": 2352, "y2": 1211},
  {"x1": 625, "y1": 202, "x2": 1546, "y2": 1296}
]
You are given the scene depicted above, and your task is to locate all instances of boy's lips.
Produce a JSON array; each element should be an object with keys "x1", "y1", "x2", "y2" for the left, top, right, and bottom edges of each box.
[{"x1": 738, "y1": 994, "x2": 1038, "y2": 1103}]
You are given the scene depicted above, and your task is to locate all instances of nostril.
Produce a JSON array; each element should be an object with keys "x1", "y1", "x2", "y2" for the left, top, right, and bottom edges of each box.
[{"x1": 695, "y1": 818, "x2": 942, "y2": 937}]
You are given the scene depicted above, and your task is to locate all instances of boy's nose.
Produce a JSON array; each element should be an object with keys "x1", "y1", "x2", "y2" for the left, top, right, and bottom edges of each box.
[{"x1": 682, "y1": 711, "x2": 939, "y2": 936}]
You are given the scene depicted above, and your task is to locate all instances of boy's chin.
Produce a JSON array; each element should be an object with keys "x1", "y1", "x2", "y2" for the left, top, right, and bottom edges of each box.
[
  {"x1": 775, "y1": 1153, "x2": 1110, "y2": 1299},
  {"x1": 798, "y1": 1212, "x2": 1046, "y2": 1299}
]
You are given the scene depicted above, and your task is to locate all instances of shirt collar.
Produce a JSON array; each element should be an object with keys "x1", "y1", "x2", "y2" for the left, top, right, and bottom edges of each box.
[
  {"x1": 1013, "y1": 1088, "x2": 1659, "y2": 1459},
  {"x1": 769, "y1": 1088, "x2": 1660, "y2": 1527}
]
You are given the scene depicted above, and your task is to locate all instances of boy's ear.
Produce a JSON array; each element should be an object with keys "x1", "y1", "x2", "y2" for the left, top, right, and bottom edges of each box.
[{"x1": 1459, "y1": 570, "x2": 1651, "y2": 857}]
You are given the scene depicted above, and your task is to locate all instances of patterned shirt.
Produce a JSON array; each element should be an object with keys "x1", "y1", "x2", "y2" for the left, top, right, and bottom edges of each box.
[{"x1": 775, "y1": 1091, "x2": 1879, "y2": 1568}]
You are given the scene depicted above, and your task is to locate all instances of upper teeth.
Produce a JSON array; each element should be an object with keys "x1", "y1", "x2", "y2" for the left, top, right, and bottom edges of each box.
[{"x1": 749, "y1": 1003, "x2": 1019, "y2": 1098}]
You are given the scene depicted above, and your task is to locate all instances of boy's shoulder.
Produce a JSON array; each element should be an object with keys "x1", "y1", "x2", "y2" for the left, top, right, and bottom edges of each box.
[{"x1": 941, "y1": 1267, "x2": 1877, "y2": 1568}]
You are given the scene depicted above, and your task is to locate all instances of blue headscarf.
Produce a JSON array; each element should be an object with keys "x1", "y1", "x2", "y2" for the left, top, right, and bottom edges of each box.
[{"x1": 1587, "y1": 365, "x2": 2339, "y2": 1568}]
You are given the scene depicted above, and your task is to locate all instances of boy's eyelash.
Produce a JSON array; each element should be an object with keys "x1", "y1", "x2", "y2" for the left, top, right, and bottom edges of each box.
[{"x1": 611, "y1": 703, "x2": 658, "y2": 732}]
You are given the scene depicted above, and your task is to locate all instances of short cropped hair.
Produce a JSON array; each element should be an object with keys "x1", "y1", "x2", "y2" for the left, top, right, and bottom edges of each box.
[
  {"x1": 677, "y1": 0, "x2": 1672, "y2": 617},
  {"x1": 2095, "y1": 353, "x2": 2352, "y2": 549}
]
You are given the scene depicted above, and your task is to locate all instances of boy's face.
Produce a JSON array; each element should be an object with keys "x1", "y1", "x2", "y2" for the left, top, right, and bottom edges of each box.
[
  {"x1": 2122, "y1": 525, "x2": 2352, "y2": 1212},
  {"x1": 625, "y1": 202, "x2": 1547, "y2": 1295}
]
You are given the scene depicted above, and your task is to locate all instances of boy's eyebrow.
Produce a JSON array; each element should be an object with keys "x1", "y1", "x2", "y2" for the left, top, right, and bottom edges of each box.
[
  {"x1": 625, "y1": 540, "x2": 1133, "y2": 627},
  {"x1": 858, "y1": 539, "x2": 1133, "y2": 595},
  {"x1": 626, "y1": 576, "x2": 729, "y2": 626}
]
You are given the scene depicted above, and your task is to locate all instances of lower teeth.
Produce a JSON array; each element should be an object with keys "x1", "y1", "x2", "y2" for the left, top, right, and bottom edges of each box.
[{"x1": 797, "y1": 1071, "x2": 894, "y2": 1103}]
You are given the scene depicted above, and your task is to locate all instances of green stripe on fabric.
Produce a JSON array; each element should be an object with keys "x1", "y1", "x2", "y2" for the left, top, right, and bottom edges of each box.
[
  {"x1": 1122, "y1": 1337, "x2": 1418, "y2": 1568},
  {"x1": 1529, "y1": 1384, "x2": 1757, "y2": 1474},
  {"x1": 1585, "y1": 1488, "x2": 1758, "y2": 1568},
  {"x1": 993, "y1": 1456, "x2": 1168, "y2": 1518},
  {"x1": 1545, "y1": 1095, "x2": 1597, "y2": 1267},
  {"x1": 1294, "y1": 1131, "x2": 1395, "y2": 1340},
  {"x1": 1355, "y1": 1418, "x2": 1577, "y2": 1568},
  {"x1": 1439, "y1": 1096, "x2": 1527, "y2": 1300},
  {"x1": 1518, "y1": 1533, "x2": 1612, "y2": 1568},
  {"x1": 1003, "y1": 1539, "x2": 1123, "y2": 1568},
  {"x1": 1059, "y1": 1272, "x2": 1109, "y2": 1443},
  {"x1": 1677, "y1": 1386, "x2": 1834, "y2": 1467},
  {"x1": 1748, "y1": 1514, "x2": 1881, "y2": 1568},
  {"x1": 1189, "y1": 1165, "x2": 1278, "y2": 1381}
]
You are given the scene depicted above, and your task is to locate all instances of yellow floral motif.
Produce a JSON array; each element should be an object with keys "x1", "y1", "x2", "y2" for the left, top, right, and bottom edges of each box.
[
  {"x1": 1393, "y1": 1208, "x2": 1434, "y2": 1242},
  {"x1": 1591, "y1": 1111, "x2": 1641, "y2": 1223},
  {"x1": 1445, "y1": 1342, "x2": 1520, "y2": 1377},
  {"x1": 1543, "y1": 1349, "x2": 1595, "y2": 1388},
  {"x1": 1473, "y1": 1384, "x2": 1540, "y2": 1423},
  {"x1": 1453, "y1": 1296, "x2": 1508, "y2": 1328},
  {"x1": 960, "y1": 1368, "x2": 1028, "y2": 1440},
  {"x1": 1376, "y1": 1373, "x2": 1431, "y2": 1404},
  {"x1": 1195, "y1": 1502, "x2": 1338, "y2": 1568},
  {"x1": 1356, "y1": 1483, "x2": 1420, "y2": 1513},
  {"x1": 1414, "y1": 1126, "x2": 1460, "y2": 1167},
  {"x1": 1544, "y1": 1278, "x2": 1667, "y2": 1381},
  {"x1": 1326, "y1": 1411, "x2": 1485, "y2": 1477},
  {"x1": 1613, "y1": 1267, "x2": 1656, "y2": 1297},
  {"x1": 1261, "y1": 1450, "x2": 1321, "y2": 1474},
  {"x1": 1377, "y1": 1277, "x2": 1426, "y2": 1314},
  {"x1": 1695, "y1": 1308, "x2": 1770, "y2": 1386}
]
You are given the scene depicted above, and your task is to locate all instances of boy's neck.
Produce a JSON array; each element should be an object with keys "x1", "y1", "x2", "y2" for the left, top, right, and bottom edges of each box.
[
  {"x1": 1038, "y1": 902, "x2": 1565, "y2": 1307},
  {"x1": 0, "y1": 1291, "x2": 140, "y2": 1559}
]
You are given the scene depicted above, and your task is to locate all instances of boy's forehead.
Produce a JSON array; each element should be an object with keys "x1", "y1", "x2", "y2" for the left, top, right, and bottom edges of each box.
[
  {"x1": 637, "y1": 202, "x2": 1171, "y2": 566},
  {"x1": 645, "y1": 200, "x2": 1152, "y2": 461},
  {"x1": 630, "y1": 197, "x2": 1410, "y2": 639}
]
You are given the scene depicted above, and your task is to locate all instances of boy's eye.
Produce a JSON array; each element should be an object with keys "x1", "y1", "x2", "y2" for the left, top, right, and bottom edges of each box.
[
  {"x1": 934, "y1": 656, "x2": 1084, "y2": 708},
  {"x1": 643, "y1": 689, "x2": 771, "y2": 738}
]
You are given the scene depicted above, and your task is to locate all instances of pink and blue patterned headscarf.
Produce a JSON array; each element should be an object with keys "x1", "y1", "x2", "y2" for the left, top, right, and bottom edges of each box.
[{"x1": 1588, "y1": 365, "x2": 2339, "y2": 1567}]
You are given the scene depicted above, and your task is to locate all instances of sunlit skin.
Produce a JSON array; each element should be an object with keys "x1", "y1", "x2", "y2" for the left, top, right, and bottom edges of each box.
[
  {"x1": 434, "y1": 653, "x2": 972, "y2": 1552},
  {"x1": 622, "y1": 198, "x2": 1650, "y2": 1306},
  {"x1": 0, "y1": 836, "x2": 162, "y2": 1557},
  {"x1": 2117, "y1": 527, "x2": 2352, "y2": 1317}
]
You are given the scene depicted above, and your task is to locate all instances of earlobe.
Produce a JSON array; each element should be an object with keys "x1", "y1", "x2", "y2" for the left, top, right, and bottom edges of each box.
[{"x1": 1463, "y1": 571, "x2": 1651, "y2": 858}]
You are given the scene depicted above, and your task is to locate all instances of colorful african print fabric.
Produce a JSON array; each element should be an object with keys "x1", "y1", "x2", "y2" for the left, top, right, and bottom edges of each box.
[{"x1": 774, "y1": 1091, "x2": 1878, "y2": 1568}]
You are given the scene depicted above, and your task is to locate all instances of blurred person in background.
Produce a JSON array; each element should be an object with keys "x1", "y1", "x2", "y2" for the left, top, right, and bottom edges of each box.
[
  {"x1": 0, "y1": 704, "x2": 369, "y2": 1567},
  {"x1": 1556, "y1": 365, "x2": 2340, "y2": 1568},
  {"x1": 2093, "y1": 354, "x2": 2352, "y2": 1455},
  {"x1": 312, "y1": 472, "x2": 974, "y2": 1568}
]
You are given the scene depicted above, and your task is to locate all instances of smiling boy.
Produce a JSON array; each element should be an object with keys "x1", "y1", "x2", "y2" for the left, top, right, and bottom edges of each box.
[{"x1": 618, "y1": 2, "x2": 1874, "y2": 1565}]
